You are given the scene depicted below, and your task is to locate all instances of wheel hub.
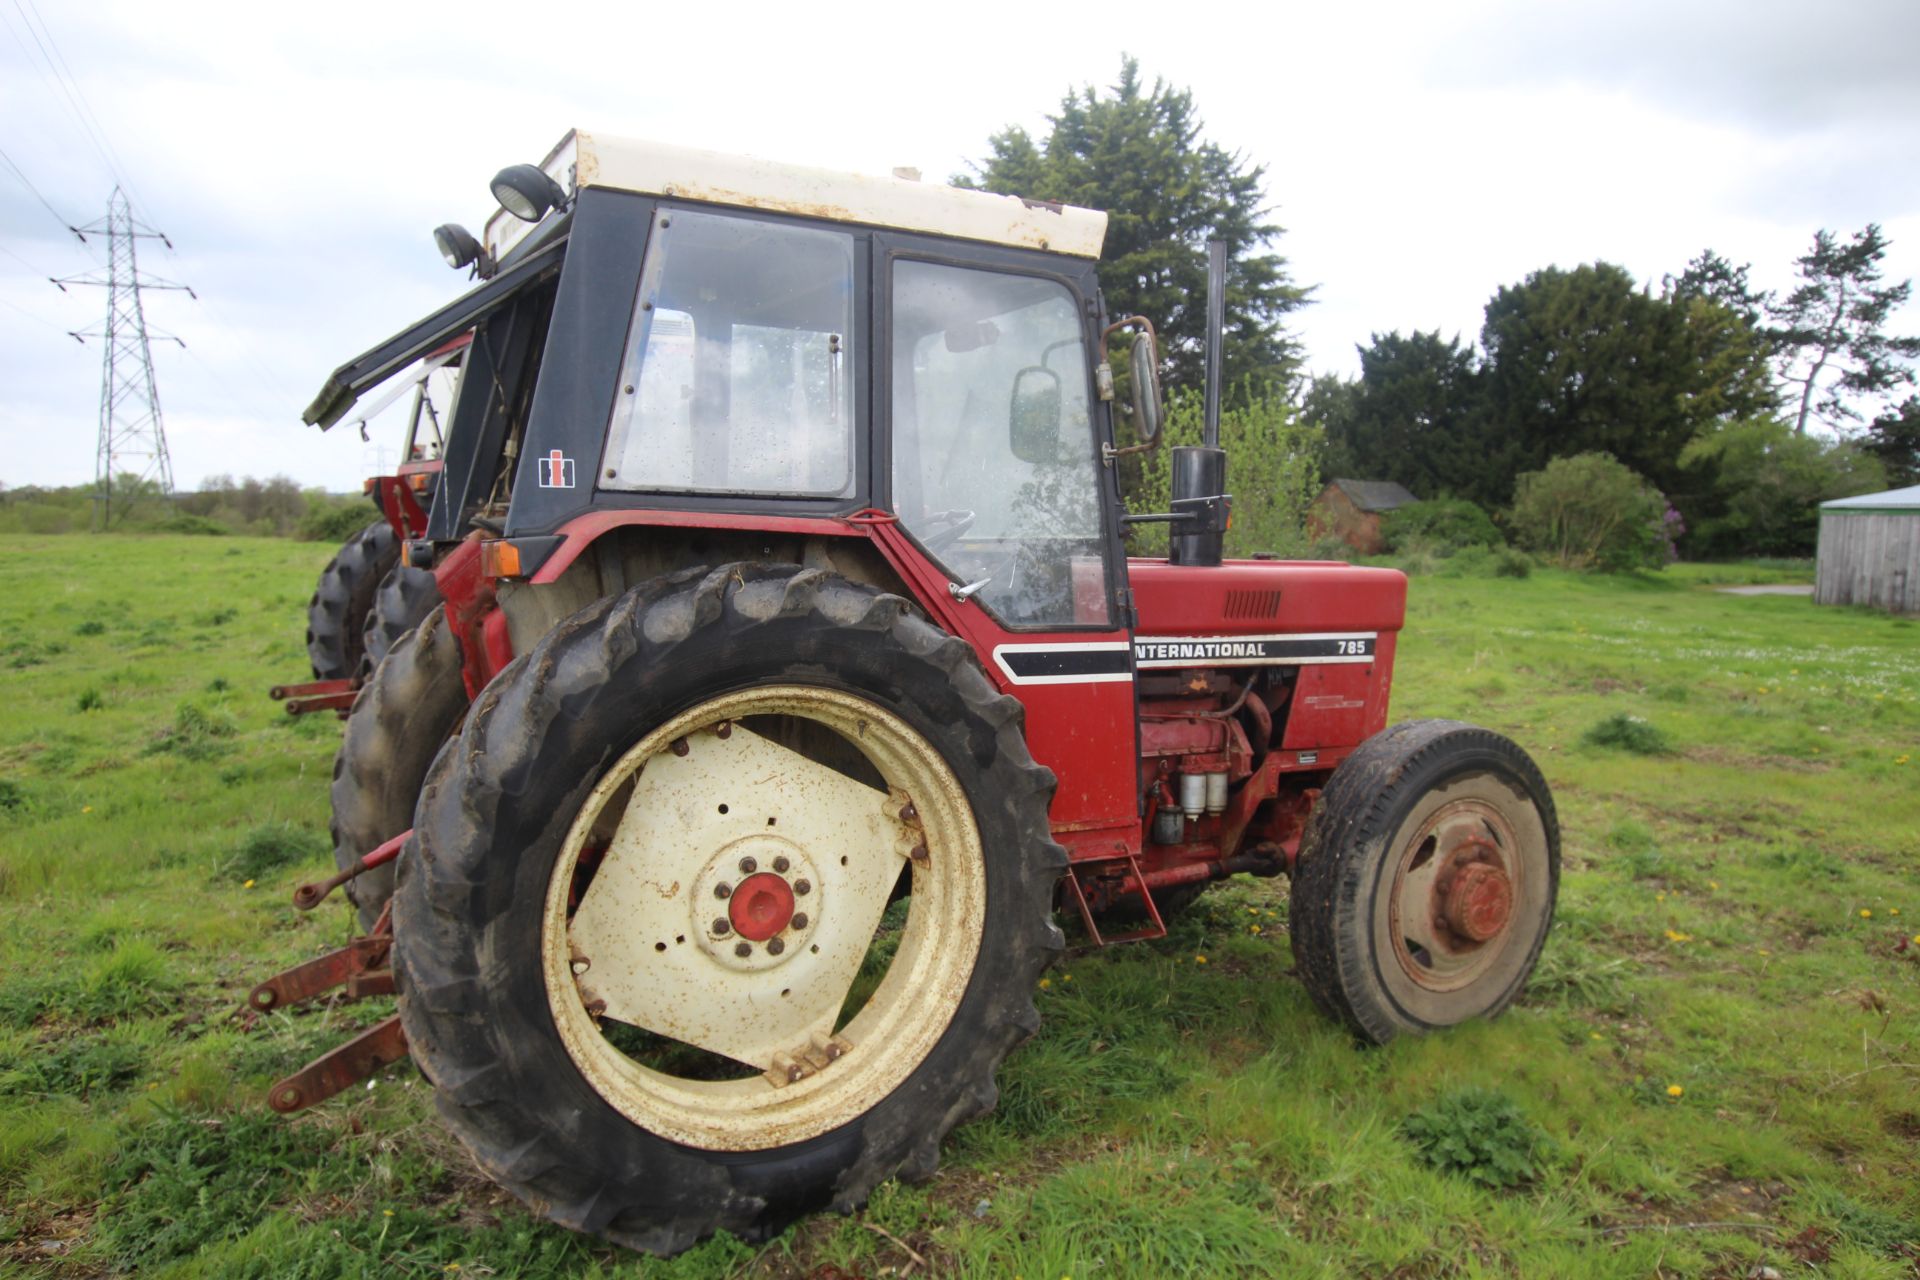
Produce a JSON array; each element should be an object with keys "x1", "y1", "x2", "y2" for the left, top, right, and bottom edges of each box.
[
  {"x1": 1440, "y1": 860, "x2": 1512, "y2": 942},
  {"x1": 729, "y1": 872, "x2": 796, "y2": 941},
  {"x1": 691, "y1": 835, "x2": 821, "y2": 972}
]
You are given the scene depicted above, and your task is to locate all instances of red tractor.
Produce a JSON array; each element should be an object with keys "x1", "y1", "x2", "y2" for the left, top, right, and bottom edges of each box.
[{"x1": 256, "y1": 130, "x2": 1558, "y2": 1255}]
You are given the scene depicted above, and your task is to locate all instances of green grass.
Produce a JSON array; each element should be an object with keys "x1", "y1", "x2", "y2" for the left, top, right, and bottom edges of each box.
[{"x1": 1, "y1": 536, "x2": 1917, "y2": 1277}]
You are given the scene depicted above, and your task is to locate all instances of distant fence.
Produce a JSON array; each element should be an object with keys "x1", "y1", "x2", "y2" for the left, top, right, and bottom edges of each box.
[{"x1": 1814, "y1": 511, "x2": 1918, "y2": 614}]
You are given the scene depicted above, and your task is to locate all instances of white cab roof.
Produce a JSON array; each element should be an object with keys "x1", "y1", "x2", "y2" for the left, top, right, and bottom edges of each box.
[{"x1": 484, "y1": 129, "x2": 1108, "y2": 264}]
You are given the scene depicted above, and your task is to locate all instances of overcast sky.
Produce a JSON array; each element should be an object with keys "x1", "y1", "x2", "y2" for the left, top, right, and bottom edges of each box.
[{"x1": 3, "y1": 0, "x2": 1917, "y2": 493}]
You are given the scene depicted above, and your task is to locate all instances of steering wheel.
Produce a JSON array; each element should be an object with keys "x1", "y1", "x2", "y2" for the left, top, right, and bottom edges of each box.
[{"x1": 918, "y1": 508, "x2": 976, "y2": 554}]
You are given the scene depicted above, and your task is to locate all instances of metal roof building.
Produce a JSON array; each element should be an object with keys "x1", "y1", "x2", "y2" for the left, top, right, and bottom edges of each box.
[{"x1": 1814, "y1": 483, "x2": 1920, "y2": 614}]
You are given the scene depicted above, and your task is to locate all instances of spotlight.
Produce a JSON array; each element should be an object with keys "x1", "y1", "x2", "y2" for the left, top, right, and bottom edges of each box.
[
  {"x1": 490, "y1": 164, "x2": 567, "y2": 222},
  {"x1": 433, "y1": 223, "x2": 483, "y2": 269}
]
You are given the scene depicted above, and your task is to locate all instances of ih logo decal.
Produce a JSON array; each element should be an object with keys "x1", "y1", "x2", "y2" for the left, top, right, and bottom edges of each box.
[{"x1": 537, "y1": 450, "x2": 576, "y2": 489}]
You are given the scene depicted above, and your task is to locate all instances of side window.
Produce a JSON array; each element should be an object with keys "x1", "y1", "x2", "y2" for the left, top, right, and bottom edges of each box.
[
  {"x1": 890, "y1": 260, "x2": 1109, "y2": 627},
  {"x1": 602, "y1": 210, "x2": 855, "y2": 497}
]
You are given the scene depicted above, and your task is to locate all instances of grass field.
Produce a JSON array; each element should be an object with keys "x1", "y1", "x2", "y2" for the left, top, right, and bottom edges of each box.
[{"x1": 1, "y1": 536, "x2": 1916, "y2": 1278}]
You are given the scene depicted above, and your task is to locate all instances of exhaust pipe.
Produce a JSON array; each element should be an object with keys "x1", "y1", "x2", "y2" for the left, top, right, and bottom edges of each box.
[{"x1": 1170, "y1": 239, "x2": 1230, "y2": 567}]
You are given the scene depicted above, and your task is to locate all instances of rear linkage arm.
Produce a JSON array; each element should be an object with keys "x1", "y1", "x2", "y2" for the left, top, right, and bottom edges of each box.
[{"x1": 249, "y1": 831, "x2": 412, "y2": 1114}]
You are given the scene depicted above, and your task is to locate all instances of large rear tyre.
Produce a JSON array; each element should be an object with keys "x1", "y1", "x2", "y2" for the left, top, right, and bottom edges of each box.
[
  {"x1": 359, "y1": 565, "x2": 443, "y2": 679},
  {"x1": 306, "y1": 519, "x2": 399, "y2": 680},
  {"x1": 330, "y1": 604, "x2": 469, "y2": 931},
  {"x1": 1289, "y1": 719, "x2": 1558, "y2": 1044},
  {"x1": 393, "y1": 564, "x2": 1064, "y2": 1255}
]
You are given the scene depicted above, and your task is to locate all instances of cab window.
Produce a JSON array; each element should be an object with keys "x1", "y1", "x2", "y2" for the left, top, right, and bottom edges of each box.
[
  {"x1": 602, "y1": 210, "x2": 855, "y2": 497},
  {"x1": 890, "y1": 260, "x2": 1109, "y2": 628}
]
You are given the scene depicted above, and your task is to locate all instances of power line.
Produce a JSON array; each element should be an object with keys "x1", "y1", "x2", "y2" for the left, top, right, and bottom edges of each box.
[
  {"x1": 0, "y1": 144, "x2": 88, "y2": 246},
  {"x1": 6, "y1": 0, "x2": 156, "y2": 229}
]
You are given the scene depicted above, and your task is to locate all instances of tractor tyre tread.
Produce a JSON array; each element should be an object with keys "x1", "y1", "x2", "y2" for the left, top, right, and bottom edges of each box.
[
  {"x1": 359, "y1": 564, "x2": 444, "y2": 679},
  {"x1": 330, "y1": 604, "x2": 469, "y2": 930},
  {"x1": 306, "y1": 518, "x2": 400, "y2": 680}
]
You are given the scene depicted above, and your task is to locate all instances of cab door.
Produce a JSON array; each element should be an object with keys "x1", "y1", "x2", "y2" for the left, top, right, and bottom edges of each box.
[{"x1": 876, "y1": 238, "x2": 1140, "y2": 859}]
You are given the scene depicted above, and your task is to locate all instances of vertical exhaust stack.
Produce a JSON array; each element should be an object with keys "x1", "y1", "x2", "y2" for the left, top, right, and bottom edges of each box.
[{"x1": 1170, "y1": 239, "x2": 1230, "y2": 567}]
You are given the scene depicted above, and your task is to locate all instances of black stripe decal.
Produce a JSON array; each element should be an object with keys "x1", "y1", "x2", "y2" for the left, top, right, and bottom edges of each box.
[{"x1": 1000, "y1": 648, "x2": 1134, "y2": 680}]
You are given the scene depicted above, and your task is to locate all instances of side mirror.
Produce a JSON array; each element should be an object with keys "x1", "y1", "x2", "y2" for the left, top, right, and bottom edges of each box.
[
  {"x1": 1009, "y1": 366, "x2": 1063, "y2": 464},
  {"x1": 1128, "y1": 330, "x2": 1163, "y2": 447}
]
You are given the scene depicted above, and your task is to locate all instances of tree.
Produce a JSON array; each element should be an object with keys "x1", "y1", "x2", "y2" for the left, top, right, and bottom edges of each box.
[
  {"x1": 1679, "y1": 419, "x2": 1885, "y2": 557},
  {"x1": 1308, "y1": 330, "x2": 1494, "y2": 504},
  {"x1": 1509, "y1": 452, "x2": 1670, "y2": 572},
  {"x1": 1666, "y1": 248, "x2": 1768, "y2": 328},
  {"x1": 959, "y1": 56, "x2": 1310, "y2": 396},
  {"x1": 1479, "y1": 263, "x2": 1775, "y2": 509},
  {"x1": 1767, "y1": 225, "x2": 1920, "y2": 435},
  {"x1": 1861, "y1": 396, "x2": 1920, "y2": 488}
]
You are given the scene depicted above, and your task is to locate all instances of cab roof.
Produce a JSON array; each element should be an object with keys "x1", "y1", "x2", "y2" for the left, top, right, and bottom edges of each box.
[{"x1": 483, "y1": 129, "x2": 1109, "y2": 264}]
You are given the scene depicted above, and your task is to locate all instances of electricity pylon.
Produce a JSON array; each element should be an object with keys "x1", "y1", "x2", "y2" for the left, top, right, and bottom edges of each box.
[{"x1": 53, "y1": 188, "x2": 193, "y2": 530}]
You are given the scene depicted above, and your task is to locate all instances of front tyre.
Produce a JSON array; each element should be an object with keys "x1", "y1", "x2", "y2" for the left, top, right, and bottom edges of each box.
[
  {"x1": 1289, "y1": 719, "x2": 1558, "y2": 1044},
  {"x1": 393, "y1": 564, "x2": 1064, "y2": 1254}
]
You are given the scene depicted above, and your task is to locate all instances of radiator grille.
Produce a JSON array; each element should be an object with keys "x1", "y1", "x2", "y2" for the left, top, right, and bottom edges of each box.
[{"x1": 1223, "y1": 588, "x2": 1284, "y2": 620}]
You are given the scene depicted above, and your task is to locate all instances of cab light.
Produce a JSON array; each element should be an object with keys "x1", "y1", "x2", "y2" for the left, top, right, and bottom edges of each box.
[
  {"x1": 481, "y1": 540, "x2": 523, "y2": 579},
  {"x1": 407, "y1": 473, "x2": 431, "y2": 492}
]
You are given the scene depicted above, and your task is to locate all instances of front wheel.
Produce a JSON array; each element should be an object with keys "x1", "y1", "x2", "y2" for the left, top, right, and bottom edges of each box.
[
  {"x1": 393, "y1": 564, "x2": 1064, "y2": 1254},
  {"x1": 1289, "y1": 719, "x2": 1558, "y2": 1044}
]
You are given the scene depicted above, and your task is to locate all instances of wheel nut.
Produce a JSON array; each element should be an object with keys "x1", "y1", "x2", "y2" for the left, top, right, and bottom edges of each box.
[
  {"x1": 712, "y1": 917, "x2": 731, "y2": 936},
  {"x1": 767, "y1": 938, "x2": 785, "y2": 956},
  {"x1": 794, "y1": 878, "x2": 811, "y2": 896},
  {"x1": 734, "y1": 941, "x2": 752, "y2": 958},
  {"x1": 739, "y1": 856, "x2": 758, "y2": 874},
  {"x1": 791, "y1": 913, "x2": 809, "y2": 930},
  {"x1": 773, "y1": 855, "x2": 790, "y2": 873},
  {"x1": 714, "y1": 882, "x2": 732, "y2": 899}
]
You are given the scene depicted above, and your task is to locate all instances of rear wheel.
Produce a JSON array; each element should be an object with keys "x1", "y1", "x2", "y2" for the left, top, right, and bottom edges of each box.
[
  {"x1": 393, "y1": 564, "x2": 1063, "y2": 1254},
  {"x1": 306, "y1": 519, "x2": 399, "y2": 680},
  {"x1": 359, "y1": 564, "x2": 443, "y2": 678},
  {"x1": 330, "y1": 604, "x2": 469, "y2": 930},
  {"x1": 1289, "y1": 719, "x2": 1558, "y2": 1043}
]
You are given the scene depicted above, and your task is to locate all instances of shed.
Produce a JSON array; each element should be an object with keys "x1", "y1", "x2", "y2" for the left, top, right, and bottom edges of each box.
[
  {"x1": 1307, "y1": 479, "x2": 1419, "y2": 555},
  {"x1": 1814, "y1": 484, "x2": 1920, "y2": 614}
]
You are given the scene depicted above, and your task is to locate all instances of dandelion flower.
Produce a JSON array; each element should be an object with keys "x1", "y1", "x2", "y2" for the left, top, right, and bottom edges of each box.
[
  {"x1": 1038, "y1": 978, "x2": 1051, "y2": 990},
  {"x1": 1757, "y1": 948, "x2": 1771, "y2": 957},
  {"x1": 244, "y1": 879, "x2": 255, "y2": 889},
  {"x1": 1656, "y1": 892, "x2": 1667, "y2": 902},
  {"x1": 1861, "y1": 909, "x2": 1873, "y2": 919},
  {"x1": 383, "y1": 1210, "x2": 394, "y2": 1218},
  {"x1": 82, "y1": 805, "x2": 93, "y2": 814},
  {"x1": 1590, "y1": 1032, "x2": 1602, "y2": 1040},
  {"x1": 1194, "y1": 954, "x2": 1208, "y2": 965},
  {"x1": 1062, "y1": 973, "x2": 1073, "y2": 982},
  {"x1": 1664, "y1": 929, "x2": 1692, "y2": 942},
  {"x1": 1891, "y1": 908, "x2": 1900, "y2": 917},
  {"x1": 1897, "y1": 755, "x2": 1911, "y2": 765},
  {"x1": 1709, "y1": 881, "x2": 1720, "y2": 890},
  {"x1": 1756, "y1": 686, "x2": 1768, "y2": 694},
  {"x1": 1249, "y1": 924, "x2": 1261, "y2": 934},
  {"x1": 1666, "y1": 1084, "x2": 1684, "y2": 1098}
]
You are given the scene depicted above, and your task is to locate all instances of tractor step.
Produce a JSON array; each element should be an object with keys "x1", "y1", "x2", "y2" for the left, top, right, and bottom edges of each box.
[
  {"x1": 1063, "y1": 854, "x2": 1167, "y2": 945},
  {"x1": 268, "y1": 1014, "x2": 408, "y2": 1113}
]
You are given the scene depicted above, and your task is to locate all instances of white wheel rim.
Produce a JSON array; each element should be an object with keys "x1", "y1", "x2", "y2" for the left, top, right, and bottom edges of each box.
[{"x1": 542, "y1": 685, "x2": 987, "y2": 1152}]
